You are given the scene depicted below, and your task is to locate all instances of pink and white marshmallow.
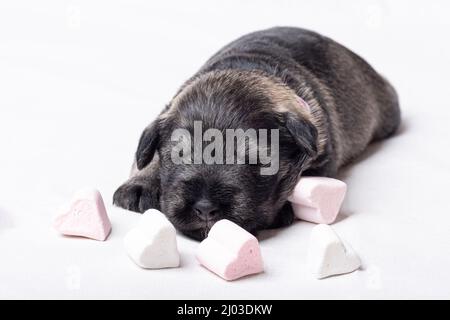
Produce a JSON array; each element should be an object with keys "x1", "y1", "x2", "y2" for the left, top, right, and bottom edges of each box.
[
  {"x1": 54, "y1": 188, "x2": 112, "y2": 241},
  {"x1": 196, "y1": 220, "x2": 264, "y2": 281},
  {"x1": 288, "y1": 177, "x2": 347, "y2": 224}
]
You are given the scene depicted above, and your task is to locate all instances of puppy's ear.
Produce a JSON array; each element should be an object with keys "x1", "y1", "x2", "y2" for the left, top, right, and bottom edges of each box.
[
  {"x1": 136, "y1": 120, "x2": 160, "y2": 170},
  {"x1": 284, "y1": 112, "x2": 318, "y2": 158}
]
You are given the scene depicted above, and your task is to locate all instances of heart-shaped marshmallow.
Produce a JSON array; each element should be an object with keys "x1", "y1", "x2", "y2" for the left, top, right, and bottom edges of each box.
[
  {"x1": 288, "y1": 177, "x2": 347, "y2": 224},
  {"x1": 196, "y1": 219, "x2": 264, "y2": 281},
  {"x1": 54, "y1": 188, "x2": 111, "y2": 241},
  {"x1": 308, "y1": 224, "x2": 361, "y2": 279},
  {"x1": 124, "y1": 209, "x2": 180, "y2": 269}
]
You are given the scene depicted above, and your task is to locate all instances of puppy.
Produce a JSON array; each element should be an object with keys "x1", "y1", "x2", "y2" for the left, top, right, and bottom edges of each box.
[{"x1": 114, "y1": 27, "x2": 400, "y2": 240}]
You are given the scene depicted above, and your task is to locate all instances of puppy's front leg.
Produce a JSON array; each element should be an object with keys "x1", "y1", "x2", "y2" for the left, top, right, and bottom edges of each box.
[{"x1": 113, "y1": 154, "x2": 161, "y2": 213}]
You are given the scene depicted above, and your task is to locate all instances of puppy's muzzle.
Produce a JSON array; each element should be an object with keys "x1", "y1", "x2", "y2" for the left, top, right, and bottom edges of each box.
[{"x1": 193, "y1": 198, "x2": 219, "y2": 221}]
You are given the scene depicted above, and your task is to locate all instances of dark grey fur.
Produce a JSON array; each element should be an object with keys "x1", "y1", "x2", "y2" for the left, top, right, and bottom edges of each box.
[{"x1": 114, "y1": 27, "x2": 400, "y2": 240}]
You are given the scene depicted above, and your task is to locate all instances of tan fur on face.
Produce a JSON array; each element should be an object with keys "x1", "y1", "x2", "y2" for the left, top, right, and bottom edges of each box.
[{"x1": 160, "y1": 69, "x2": 328, "y2": 158}]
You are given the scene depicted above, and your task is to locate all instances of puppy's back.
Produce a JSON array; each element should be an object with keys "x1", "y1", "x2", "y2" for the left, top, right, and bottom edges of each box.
[{"x1": 199, "y1": 27, "x2": 400, "y2": 169}]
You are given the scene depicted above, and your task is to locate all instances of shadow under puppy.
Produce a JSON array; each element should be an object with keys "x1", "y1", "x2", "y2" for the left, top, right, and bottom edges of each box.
[{"x1": 114, "y1": 27, "x2": 400, "y2": 240}]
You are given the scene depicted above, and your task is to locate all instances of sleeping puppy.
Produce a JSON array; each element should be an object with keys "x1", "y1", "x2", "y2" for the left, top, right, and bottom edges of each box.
[{"x1": 113, "y1": 27, "x2": 400, "y2": 240}]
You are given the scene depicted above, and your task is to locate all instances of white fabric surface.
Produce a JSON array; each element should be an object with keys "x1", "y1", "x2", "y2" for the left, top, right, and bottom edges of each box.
[{"x1": 1, "y1": 0, "x2": 449, "y2": 299}]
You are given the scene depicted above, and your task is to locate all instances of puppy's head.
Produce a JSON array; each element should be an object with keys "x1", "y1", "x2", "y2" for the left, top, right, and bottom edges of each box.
[{"x1": 136, "y1": 71, "x2": 318, "y2": 240}]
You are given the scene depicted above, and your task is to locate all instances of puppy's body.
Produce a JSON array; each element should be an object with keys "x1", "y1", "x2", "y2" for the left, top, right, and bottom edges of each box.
[
  {"x1": 199, "y1": 27, "x2": 400, "y2": 174},
  {"x1": 114, "y1": 27, "x2": 400, "y2": 240}
]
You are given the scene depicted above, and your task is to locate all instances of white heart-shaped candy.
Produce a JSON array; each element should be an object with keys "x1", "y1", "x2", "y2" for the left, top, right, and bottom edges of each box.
[
  {"x1": 124, "y1": 210, "x2": 180, "y2": 269},
  {"x1": 308, "y1": 224, "x2": 361, "y2": 279}
]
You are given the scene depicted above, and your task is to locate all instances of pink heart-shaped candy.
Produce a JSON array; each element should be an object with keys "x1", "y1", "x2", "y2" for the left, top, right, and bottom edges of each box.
[
  {"x1": 54, "y1": 188, "x2": 111, "y2": 241},
  {"x1": 196, "y1": 220, "x2": 264, "y2": 281}
]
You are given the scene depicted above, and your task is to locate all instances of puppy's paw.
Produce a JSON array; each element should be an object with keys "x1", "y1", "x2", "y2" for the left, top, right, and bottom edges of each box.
[
  {"x1": 270, "y1": 203, "x2": 295, "y2": 229},
  {"x1": 113, "y1": 181, "x2": 160, "y2": 213}
]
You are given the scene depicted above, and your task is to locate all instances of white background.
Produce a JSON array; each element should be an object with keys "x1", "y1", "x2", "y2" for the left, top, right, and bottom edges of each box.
[{"x1": 1, "y1": 0, "x2": 449, "y2": 299}]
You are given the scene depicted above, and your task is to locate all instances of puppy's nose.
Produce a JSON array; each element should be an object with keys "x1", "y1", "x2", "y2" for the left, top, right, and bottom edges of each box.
[{"x1": 193, "y1": 199, "x2": 218, "y2": 221}]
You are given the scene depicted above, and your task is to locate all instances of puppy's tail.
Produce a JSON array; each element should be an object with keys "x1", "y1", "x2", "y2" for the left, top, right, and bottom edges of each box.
[{"x1": 373, "y1": 77, "x2": 401, "y2": 141}]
